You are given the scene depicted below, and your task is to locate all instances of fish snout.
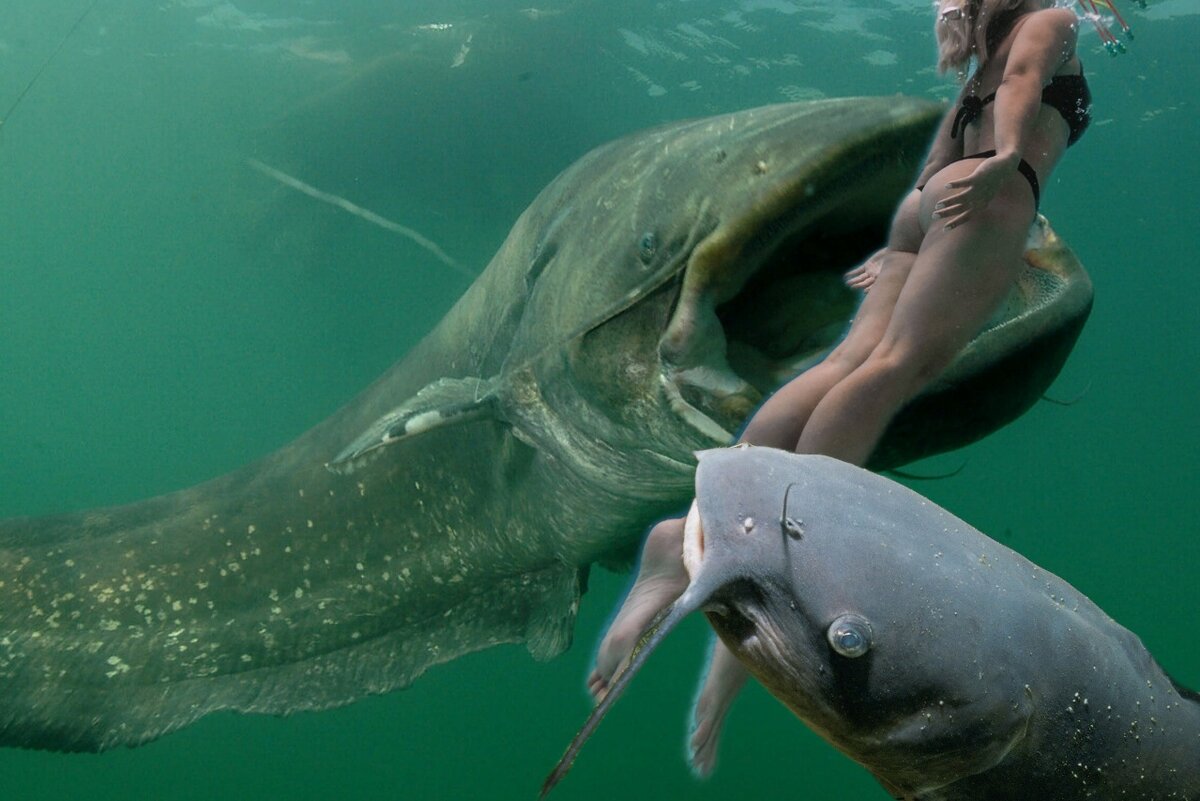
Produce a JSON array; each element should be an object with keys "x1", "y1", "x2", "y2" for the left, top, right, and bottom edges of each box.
[{"x1": 682, "y1": 495, "x2": 764, "y2": 579}]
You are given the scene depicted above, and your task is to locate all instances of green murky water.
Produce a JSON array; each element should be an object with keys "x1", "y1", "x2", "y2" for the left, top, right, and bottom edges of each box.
[{"x1": 1, "y1": 1, "x2": 1197, "y2": 798}]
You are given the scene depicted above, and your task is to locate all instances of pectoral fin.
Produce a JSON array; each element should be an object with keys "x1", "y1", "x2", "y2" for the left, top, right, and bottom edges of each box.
[{"x1": 327, "y1": 376, "x2": 500, "y2": 473}]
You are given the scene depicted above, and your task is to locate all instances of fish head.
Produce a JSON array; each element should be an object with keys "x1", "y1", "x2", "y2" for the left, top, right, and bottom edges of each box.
[
  {"x1": 541, "y1": 443, "x2": 1036, "y2": 797},
  {"x1": 501, "y1": 98, "x2": 1091, "y2": 481},
  {"x1": 689, "y1": 446, "x2": 1034, "y2": 795},
  {"x1": 509, "y1": 99, "x2": 935, "y2": 444}
]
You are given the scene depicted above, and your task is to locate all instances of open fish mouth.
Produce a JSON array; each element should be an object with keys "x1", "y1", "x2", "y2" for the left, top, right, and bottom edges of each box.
[
  {"x1": 658, "y1": 138, "x2": 1091, "y2": 447},
  {"x1": 657, "y1": 148, "x2": 916, "y2": 441}
]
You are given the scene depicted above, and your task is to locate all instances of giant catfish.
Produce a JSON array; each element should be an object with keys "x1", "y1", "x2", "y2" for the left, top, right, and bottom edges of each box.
[
  {"x1": 0, "y1": 98, "x2": 1092, "y2": 751},
  {"x1": 543, "y1": 447, "x2": 1200, "y2": 799}
]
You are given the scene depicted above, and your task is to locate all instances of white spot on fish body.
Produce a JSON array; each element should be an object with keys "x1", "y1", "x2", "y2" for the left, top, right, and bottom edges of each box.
[
  {"x1": 104, "y1": 655, "x2": 131, "y2": 678},
  {"x1": 405, "y1": 411, "x2": 443, "y2": 435}
]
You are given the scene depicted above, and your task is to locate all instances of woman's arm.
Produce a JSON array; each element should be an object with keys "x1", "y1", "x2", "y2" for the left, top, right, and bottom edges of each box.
[
  {"x1": 990, "y1": 7, "x2": 1079, "y2": 166},
  {"x1": 933, "y1": 8, "x2": 1079, "y2": 228}
]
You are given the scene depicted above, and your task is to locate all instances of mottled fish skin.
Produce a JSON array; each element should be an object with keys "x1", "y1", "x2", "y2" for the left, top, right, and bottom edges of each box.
[
  {"x1": 690, "y1": 448, "x2": 1200, "y2": 800},
  {"x1": 0, "y1": 98, "x2": 1092, "y2": 752}
]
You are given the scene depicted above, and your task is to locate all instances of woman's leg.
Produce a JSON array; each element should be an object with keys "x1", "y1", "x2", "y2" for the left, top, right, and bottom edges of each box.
[
  {"x1": 737, "y1": 188, "x2": 925, "y2": 448},
  {"x1": 684, "y1": 246, "x2": 923, "y2": 739},
  {"x1": 587, "y1": 250, "x2": 915, "y2": 700},
  {"x1": 589, "y1": 191, "x2": 927, "y2": 701},
  {"x1": 694, "y1": 178, "x2": 1034, "y2": 759},
  {"x1": 587, "y1": 514, "x2": 690, "y2": 699},
  {"x1": 688, "y1": 635, "x2": 750, "y2": 775},
  {"x1": 735, "y1": 248, "x2": 914, "y2": 448},
  {"x1": 795, "y1": 165, "x2": 1035, "y2": 465}
]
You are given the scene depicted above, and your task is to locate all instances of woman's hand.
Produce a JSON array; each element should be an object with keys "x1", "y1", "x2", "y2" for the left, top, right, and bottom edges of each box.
[
  {"x1": 844, "y1": 248, "x2": 887, "y2": 292},
  {"x1": 933, "y1": 152, "x2": 1019, "y2": 230}
]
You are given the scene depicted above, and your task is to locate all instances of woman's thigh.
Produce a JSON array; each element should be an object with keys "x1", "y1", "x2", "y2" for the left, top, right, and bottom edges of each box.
[
  {"x1": 833, "y1": 248, "x2": 915, "y2": 362},
  {"x1": 876, "y1": 161, "x2": 1035, "y2": 372},
  {"x1": 887, "y1": 189, "x2": 924, "y2": 252},
  {"x1": 737, "y1": 244, "x2": 916, "y2": 448}
]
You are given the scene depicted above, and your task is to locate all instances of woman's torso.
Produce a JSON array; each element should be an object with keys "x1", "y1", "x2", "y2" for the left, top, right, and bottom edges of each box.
[{"x1": 955, "y1": 10, "x2": 1085, "y2": 179}]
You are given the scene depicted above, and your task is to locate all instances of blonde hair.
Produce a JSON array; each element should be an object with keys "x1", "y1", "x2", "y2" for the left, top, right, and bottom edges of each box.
[{"x1": 936, "y1": 0, "x2": 1029, "y2": 75}]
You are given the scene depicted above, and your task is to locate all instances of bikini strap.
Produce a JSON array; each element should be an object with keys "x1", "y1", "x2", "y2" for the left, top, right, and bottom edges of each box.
[{"x1": 949, "y1": 91, "x2": 998, "y2": 139}]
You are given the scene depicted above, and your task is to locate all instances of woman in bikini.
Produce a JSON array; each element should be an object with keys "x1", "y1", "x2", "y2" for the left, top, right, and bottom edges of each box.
[{"x1": 588, "y1": 0, "x2": 1094, "y2": 773}]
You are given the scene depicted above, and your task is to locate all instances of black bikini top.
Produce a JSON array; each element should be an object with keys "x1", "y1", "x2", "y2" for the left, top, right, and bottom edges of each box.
[{"x1": 950, "y1": 69, "x2": 1092, "y2": 146}]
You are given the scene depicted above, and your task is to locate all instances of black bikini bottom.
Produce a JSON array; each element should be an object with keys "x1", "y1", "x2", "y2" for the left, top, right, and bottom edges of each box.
[{"x1": 918, "y1": 149, "x2": 1040, "y2": 210}]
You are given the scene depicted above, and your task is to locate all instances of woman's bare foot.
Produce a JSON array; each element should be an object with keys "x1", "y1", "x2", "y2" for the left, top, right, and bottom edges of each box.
[
  {"x1": 689, "y1": 639, "x2": 749, "y2": 777},
  {"x1": 587, "y1": 516, "x2": 689, "y2": 701}
]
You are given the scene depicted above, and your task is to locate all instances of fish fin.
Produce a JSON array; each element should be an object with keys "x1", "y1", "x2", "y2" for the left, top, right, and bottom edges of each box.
[
  {"x1": 327, "y1": 376, "x2": 499, "y2": 474},
  {"x1": 525, "y1": 564, "x2": 586, "y2": 661}
]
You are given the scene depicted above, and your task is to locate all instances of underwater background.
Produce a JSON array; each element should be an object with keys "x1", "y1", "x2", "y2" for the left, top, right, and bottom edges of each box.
[{"x1": 1, "y1": 0, "x2": 1197, "y2": 798}]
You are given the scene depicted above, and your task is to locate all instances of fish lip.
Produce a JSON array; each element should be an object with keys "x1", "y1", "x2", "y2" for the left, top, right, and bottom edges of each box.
[{"x1": 659, "y1": 374, "x2": 738, "y2": 444}]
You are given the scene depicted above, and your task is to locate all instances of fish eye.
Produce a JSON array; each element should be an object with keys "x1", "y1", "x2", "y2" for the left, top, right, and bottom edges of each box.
[
  {"x1": 826, "y1": 613, "x2": 873, "y2": 658},
  {"x1": 638, "y1": 232, "x2": 658, "y2": 263}
]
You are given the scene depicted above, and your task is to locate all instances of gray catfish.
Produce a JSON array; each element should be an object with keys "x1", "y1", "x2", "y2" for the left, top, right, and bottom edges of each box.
[
  {"x1": 0, "y1": 98, "x2": 1092, "y2": 752},
  {"x1": 544, "y1": 447, "x2": 1200, "y2": 799}
]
